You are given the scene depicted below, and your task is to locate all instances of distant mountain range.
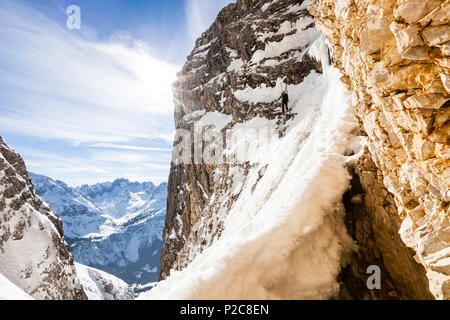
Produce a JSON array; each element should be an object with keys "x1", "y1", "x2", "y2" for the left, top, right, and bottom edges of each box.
[{"x1": 30, "y1": 173, "x2": 167, "y2": 285}]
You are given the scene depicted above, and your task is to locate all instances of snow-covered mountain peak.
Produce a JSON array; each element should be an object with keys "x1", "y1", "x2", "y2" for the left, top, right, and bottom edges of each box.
[
  {"x1": 30, "y1": 173, "x2": 167, "y2": 286},
  {"x1": 74, "y1": 178, "x2": 165, "y2": 220}
]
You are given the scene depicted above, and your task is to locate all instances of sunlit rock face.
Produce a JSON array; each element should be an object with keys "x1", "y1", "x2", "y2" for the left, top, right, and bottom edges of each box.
[
  {"x1": 309, "y1": 0, "x2": 449, "y2": 299},
  {"x1": 0, "y1": 136, "x2": 87, "y2": 300}
]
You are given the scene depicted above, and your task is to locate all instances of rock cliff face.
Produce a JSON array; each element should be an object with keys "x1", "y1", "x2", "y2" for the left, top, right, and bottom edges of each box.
[
  {"x1": 309, "y1": 0, "x2": 449, "y2": 299},
  {"x1": 160, "y1": 0, "x2": 322, "y2": 280},
  {"x1": 158, "y1": 0, "x2": 448, "y2": 300},
  {"x1": 0, "y1": 136, "x2": 86, "y2": 300}
]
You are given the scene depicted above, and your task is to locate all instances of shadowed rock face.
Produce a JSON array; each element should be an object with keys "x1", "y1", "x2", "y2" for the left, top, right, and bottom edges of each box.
[
  {"x1": 160, "y1": 0, "x2": 321, "y2": 280},
  {"x1": 341, "y1": 148, "x2": 434, "y2": 300},
  {"x1": 0, "y1": 136, "x2": 87, "y2": 300},
  {"x1": 309, "y1": 0, "x2": 449, "y2": 299}
]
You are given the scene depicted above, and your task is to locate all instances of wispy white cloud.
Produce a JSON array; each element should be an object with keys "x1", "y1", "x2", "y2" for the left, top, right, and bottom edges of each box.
[
  {"x1": 88, "y1": 143, "x2": 173, "y2": 152},
  {"x1": 185, "y1": 0, "x2": 236, "y2": 43},
  {"x1": 0, "y1": 0, "x2": 179, "y2": 145},
  {"x1": 0, "y1": 0, "x2": 179, "y2": 185}
]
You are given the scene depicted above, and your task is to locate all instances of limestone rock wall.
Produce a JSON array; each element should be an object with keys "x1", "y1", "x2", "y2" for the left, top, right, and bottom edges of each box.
[{"x1": 309, "y1": 0, "x2": 449, "y2": 299}]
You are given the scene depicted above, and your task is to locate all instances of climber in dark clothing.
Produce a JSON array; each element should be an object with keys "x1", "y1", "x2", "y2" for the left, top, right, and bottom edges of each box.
[{"x1": 277, "y1": 91, "x2": 289, "y2": 113}]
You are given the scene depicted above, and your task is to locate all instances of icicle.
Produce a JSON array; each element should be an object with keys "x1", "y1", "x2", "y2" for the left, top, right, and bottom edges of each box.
[{"x1": 308, "y1": 34, "x2": 333, "y2": 70}]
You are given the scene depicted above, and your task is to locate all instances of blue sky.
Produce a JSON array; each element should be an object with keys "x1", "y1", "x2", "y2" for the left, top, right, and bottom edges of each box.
[{"x1": 0, "y1": 0, "x2": 234, "y2": 186}]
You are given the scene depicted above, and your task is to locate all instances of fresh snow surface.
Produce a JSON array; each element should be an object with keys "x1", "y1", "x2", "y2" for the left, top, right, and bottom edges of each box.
[
  {"x1": 75, "y1": 263, "x2": 134, "y2": 300},
  {"x1": 140, "y1": 35, "x2": 362, "y2": 300},
  {"x1": 198, "y1": 111, "x2": 233, "y2": 131},
  {"x1": 227, "y1": 58, "x2": 245, "y2": 73},
  {"x1": 0, "y1": 273, "x2": 33, "y2": 300}
]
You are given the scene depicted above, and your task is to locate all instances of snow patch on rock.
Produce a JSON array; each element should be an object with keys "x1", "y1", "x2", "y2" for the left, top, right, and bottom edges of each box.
[{"x1": 75, "y1": 263, "x2": 134, "y2": 300}]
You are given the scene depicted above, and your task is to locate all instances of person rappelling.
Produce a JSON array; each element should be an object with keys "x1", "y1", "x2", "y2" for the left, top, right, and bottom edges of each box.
[{"x1": 277, "y1": 90, "x2": 289, "y2": 114}]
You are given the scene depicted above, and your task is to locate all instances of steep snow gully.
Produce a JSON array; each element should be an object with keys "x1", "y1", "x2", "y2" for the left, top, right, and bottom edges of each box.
[{"x1": 140, "y1": 35, "x2": 365, "y2": 300}]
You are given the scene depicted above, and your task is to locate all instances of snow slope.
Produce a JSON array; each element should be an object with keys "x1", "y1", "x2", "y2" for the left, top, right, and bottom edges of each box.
[
  {"x1": 0, "y1": 273, "x2": 33, "y2": 300},
  {"x1": 140, "y1": 35, "x2": 363, "y2": 299},
  {"x1": 31, "y1": 174, "x2": 167, "y2": 285},
  {"x1": 75, "y1": 263, "x2": 134, "y2": 300}
]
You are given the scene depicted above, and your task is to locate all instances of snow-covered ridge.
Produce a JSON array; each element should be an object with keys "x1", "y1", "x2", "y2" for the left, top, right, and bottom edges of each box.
[{"x1": 30, "y1": 173, "x2": 167, "y2": 286}]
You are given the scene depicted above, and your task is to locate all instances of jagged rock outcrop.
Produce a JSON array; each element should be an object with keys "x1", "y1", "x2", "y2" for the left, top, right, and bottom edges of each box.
[
  {"x1": 160, "y1": 0, "x2": 322, "y2": 280},
  {"x1": 0, "y1": 136, "x2": 86, "y2": 300},
  {"x1": 309, "y1": 0, "x2": 449, "y2": 299}
]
